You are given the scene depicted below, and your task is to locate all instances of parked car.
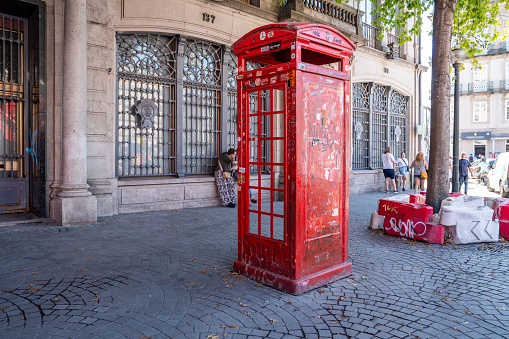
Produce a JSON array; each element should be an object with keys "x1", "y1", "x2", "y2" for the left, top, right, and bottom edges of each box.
[{"x1": 487, "y1": 152, "x2": 509, "y2": 197}]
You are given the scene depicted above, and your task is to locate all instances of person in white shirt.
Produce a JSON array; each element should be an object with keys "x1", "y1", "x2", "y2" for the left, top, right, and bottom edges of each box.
[
  {"x1": 381, "y1": 147, "x2": 398, "y2": 193},
  {"x1": 396, "y1": 152, "x2": 409, "y2": 191}
]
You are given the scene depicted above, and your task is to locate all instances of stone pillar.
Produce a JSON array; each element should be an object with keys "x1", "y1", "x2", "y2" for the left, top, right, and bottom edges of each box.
[{"x1": 54, "y1": 0, "x2": 97, "y2": 225}]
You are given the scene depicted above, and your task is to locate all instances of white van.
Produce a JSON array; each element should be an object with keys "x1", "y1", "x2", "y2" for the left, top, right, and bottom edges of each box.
[{"x1": 487, "y1": 152, "x2": 509, "y2": 197}]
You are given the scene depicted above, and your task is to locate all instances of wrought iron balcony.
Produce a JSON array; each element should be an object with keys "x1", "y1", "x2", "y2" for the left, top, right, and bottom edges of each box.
[
  {"x1": 475, "y1": 40, "x2": 509, "y2": 56},
  {"x1": 448, "y1": 80, "x2": 509, "y2": 95},
  {"x1": 362, "y1": 22, "x2": 378, "y2": 49},
  {"x1": 468, "y1": 81, "x2": 493, "y2": 93},
  {"x1": 239, "y1": 0, "x2": 260, "y2": 6},
  {"x1": 280, "y1": 0, "x2": 361, "y2": 38}
]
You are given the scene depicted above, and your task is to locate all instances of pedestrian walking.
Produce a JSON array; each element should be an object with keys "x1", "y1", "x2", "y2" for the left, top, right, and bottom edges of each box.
[
  {"x1": 215, "y1": 148, "x2": 237, "y2": 208},
  {"x1": 459, "y1": 151, "x2": 473, "y2": 194},
  {"x1": 381, "y1": 147, "x2": 398, "y2": 193},
  {"x1": 396, "y1": 152, "x2": 409, "y2": 191},
  {"x1": 410, "y1": 152, "x2": 428, "y2": 194}
]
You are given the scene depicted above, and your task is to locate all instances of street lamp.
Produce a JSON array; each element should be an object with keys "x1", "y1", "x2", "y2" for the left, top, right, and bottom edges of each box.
[{"x1": 451, "y1": 44, "x2": 465, "y2": 192}]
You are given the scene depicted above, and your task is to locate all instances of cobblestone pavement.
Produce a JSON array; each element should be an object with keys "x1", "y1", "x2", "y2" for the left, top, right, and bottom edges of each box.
[{"x1": 0, "y1": 191, "x2": 508, "y2": 339}]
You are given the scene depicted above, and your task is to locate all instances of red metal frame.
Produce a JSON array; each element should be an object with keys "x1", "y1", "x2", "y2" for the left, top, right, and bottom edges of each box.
[{"x1": 233, "y1": 23, "x2": 355, "y2": 294}]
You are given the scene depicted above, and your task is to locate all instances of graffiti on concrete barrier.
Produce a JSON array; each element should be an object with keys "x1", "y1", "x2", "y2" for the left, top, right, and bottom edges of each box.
[{"x1": 387, "y1": 217, "x2": 427, "y2": 239}]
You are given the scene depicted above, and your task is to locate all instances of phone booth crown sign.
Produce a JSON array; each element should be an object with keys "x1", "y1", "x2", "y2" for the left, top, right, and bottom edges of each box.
[{"x1": 232, "y1": 23, "x2": 355, "y2": 295}]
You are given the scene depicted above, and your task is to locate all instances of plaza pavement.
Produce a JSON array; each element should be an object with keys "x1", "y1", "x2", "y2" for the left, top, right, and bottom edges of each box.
[{"x1": 0, "y1": 179, "x2": 508, "y2": 339}]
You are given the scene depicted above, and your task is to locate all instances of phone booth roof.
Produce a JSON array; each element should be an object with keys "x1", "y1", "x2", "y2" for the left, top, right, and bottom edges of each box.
[{"x1": 232, "y1": 22, "x2": 355, "y2": 66}]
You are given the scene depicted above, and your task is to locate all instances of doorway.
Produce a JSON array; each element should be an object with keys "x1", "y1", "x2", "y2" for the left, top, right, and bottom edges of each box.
[
  {"x1": 0, "y1": 14, "x2": 28, "y2": 213},
  {"x1": 474, "y1": 141, "x2": 486, "y2": 159}
]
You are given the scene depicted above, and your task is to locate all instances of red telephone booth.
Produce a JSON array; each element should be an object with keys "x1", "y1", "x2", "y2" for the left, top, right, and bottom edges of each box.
[{"x1": 232, "y1": 23, "x2": 355, "y2": 295}]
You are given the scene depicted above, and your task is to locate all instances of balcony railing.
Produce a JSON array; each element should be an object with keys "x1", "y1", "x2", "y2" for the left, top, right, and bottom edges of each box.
[
  {"x1": 475, "y1": 40, "x2": 509, "y2": 56},
  {"x1": 280, "y1": 0, "x2": 360, "y2": 36},
  {"x1": 468, "y1": 81, "x2": 493, "y2": 93},
  {"x1": 301, "y1": 0, "x2": 358, "y2": 27},
  {"x1": 448, "y1": 80, "x2": 509, "y2": 95},
  {"x1": 362, "y1": 22, "x2": 378, "y2": 49},
  {"x1": 239, "y1": 0, "x2": 260, "y2": 5}
]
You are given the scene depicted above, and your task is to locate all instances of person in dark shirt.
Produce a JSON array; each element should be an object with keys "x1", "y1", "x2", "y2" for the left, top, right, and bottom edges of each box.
[{"x1": 459, "y1": 152, "x2": 473, "y2": 194}]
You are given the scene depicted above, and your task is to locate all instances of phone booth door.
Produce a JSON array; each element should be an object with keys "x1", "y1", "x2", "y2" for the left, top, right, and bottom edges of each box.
[{"x1": 239, "y1": 83, "x2": 290, "y2": 278}]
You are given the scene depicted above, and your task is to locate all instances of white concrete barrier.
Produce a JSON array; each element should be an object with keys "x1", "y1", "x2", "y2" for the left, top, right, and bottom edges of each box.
[
  {"x1": 441, "y1": 195, "x2": 485, "y2": 209},
  {"x1": 440, "y1": 206, "x2": 494, "y2": 226},
  {"x1": 444, "y1": 220, "x2": 499, "y2": 244}
]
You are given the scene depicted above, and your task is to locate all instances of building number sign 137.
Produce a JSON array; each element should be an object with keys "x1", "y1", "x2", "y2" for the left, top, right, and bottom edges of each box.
[{"x1": 203, "y1": 13, "x2": 215, "y2": 23}]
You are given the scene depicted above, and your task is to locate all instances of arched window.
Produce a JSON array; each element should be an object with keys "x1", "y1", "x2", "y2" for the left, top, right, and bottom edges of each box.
[{"x1": 352, "y1": 82, "x2": 408, "y2": 170}]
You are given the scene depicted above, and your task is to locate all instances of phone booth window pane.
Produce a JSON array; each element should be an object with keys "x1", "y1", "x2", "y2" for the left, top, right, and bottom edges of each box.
[
  {"x1": 272, "y1": 113, "x2": 284, "y2": 137},
  {"x1": 272, "y1": 89, "x2": 285, "y2": 111},
  {"x1": 273, "y1": 140, "x2": 284, "y2": 164},
  {"x1": 261, "y1": 214, "x2": 271, "y2": 238},
  {"x1": 249, "y1": 212, "x2": 258, "y2": 235},
  {"x1": 261, "y1": 90, "x2": 271, "y2": 113},
  {"x1": 273, "y1": 217, "x2": 284, "y2": 241}
]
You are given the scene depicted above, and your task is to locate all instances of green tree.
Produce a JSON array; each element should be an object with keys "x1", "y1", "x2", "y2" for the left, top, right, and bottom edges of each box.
[{"x1": 373, "y1": 0, "x2": 507, "y2": 212}]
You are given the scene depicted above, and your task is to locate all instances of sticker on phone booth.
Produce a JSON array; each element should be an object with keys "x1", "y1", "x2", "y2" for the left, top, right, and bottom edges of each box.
[
  {"x1": 238, "y1": 174, "x2": 246, "y2": 185},
  {"x1": 261, "y1": 46, "x2": 269, "y2": 52},
  {"x1": 261, "y1": 78, "x2": 268, "y2": 86},
  {"x1": 270, "y1": 76, "x2": 277, "y2": 84},
  {"x1": 255, "y1": 78, "x2": 261, "y2": 86},
  {"x1": 239, "y1": 167, "x2": 246, "y2": 173},
  {"x1": 291, "y1": 53, "x2": 295, "y2": 59},
  {"x1": 268, "y1": 31, "x2": 274, "y2": 38},
  {"x1": 260, "y1": 31, "x2": 266, "y2": 40},
  {"x1": 291, "y1": 42, "x2": 295, "y2": 50},
  {"x1": 256, "y1": 71, "x2": 263, "y2": 77}
]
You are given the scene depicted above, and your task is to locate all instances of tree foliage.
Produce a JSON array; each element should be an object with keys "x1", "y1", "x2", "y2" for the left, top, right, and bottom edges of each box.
[{"x1": 373, "y1": 0, "x2": 508, "y2": 59}]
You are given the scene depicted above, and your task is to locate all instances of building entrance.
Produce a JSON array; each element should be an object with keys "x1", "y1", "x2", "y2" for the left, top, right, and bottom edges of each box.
[{"x1": 0, "y1": 14, "x2": 28, "y2": 213}]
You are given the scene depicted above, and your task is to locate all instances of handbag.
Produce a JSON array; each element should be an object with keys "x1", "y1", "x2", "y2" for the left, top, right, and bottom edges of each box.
[
  {"x1": 217, "y1": 159, "x2": 231, "y2": 179},
  {"x1": 417, "y1": 162, "x2": 427, "y2": 179}
]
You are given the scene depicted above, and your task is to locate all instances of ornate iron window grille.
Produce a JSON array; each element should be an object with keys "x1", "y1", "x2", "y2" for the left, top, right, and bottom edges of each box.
[
  {"x1": 116, "y1": 34, "x2": 268, "y2": 177},
  {"x1": 351, "y1": 82, "x2": 408, "y2": 170},
  {"x1": 117, "y1": 34, "x2": 177, "y2": 177}
]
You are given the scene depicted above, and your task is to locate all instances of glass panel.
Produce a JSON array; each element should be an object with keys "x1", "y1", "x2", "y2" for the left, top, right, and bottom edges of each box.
[
  {"x1": 272, "y1": 113, "x2": 284, "y2": 138},
  {"x1": 272, "y1": 139, "x2": 284, "y2": 164},
  {"x1": 260, "y1": 214, "x2": 271, "y2": 238},
  {"x1": 260, "y1": 189, "x2": 271, "y2": 214},
  {"x1": 273, "y1": 216, "x2": 285, "y2": 241},
  {"x1": 273, "y1": 165, "x2": 285, "y2": 193},
  {"x1": 249, "y1": 92, "x2": 259, "y2": 114},
  {"x1": 261, "y1": 90, "x2": 270, "y2": 113},
  {"x1": 272, "y1": 89, "x2": 284, "y2": 111},
  {"x1": 249, "y1": 212, "x2": 259, "y2": 235}
]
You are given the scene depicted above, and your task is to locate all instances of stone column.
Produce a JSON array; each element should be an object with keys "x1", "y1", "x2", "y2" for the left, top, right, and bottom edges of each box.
[{"x1": 54, "y1": 0, "x2": 97, "y2": 225}]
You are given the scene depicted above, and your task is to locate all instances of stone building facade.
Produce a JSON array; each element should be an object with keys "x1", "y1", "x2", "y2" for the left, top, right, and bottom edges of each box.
[
  {"x1": 452, "y1": 19, "x2": 509, "y2": 159},
  {"x1": 0, "y1": 0, "x2": 424, "y2": 224}
]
